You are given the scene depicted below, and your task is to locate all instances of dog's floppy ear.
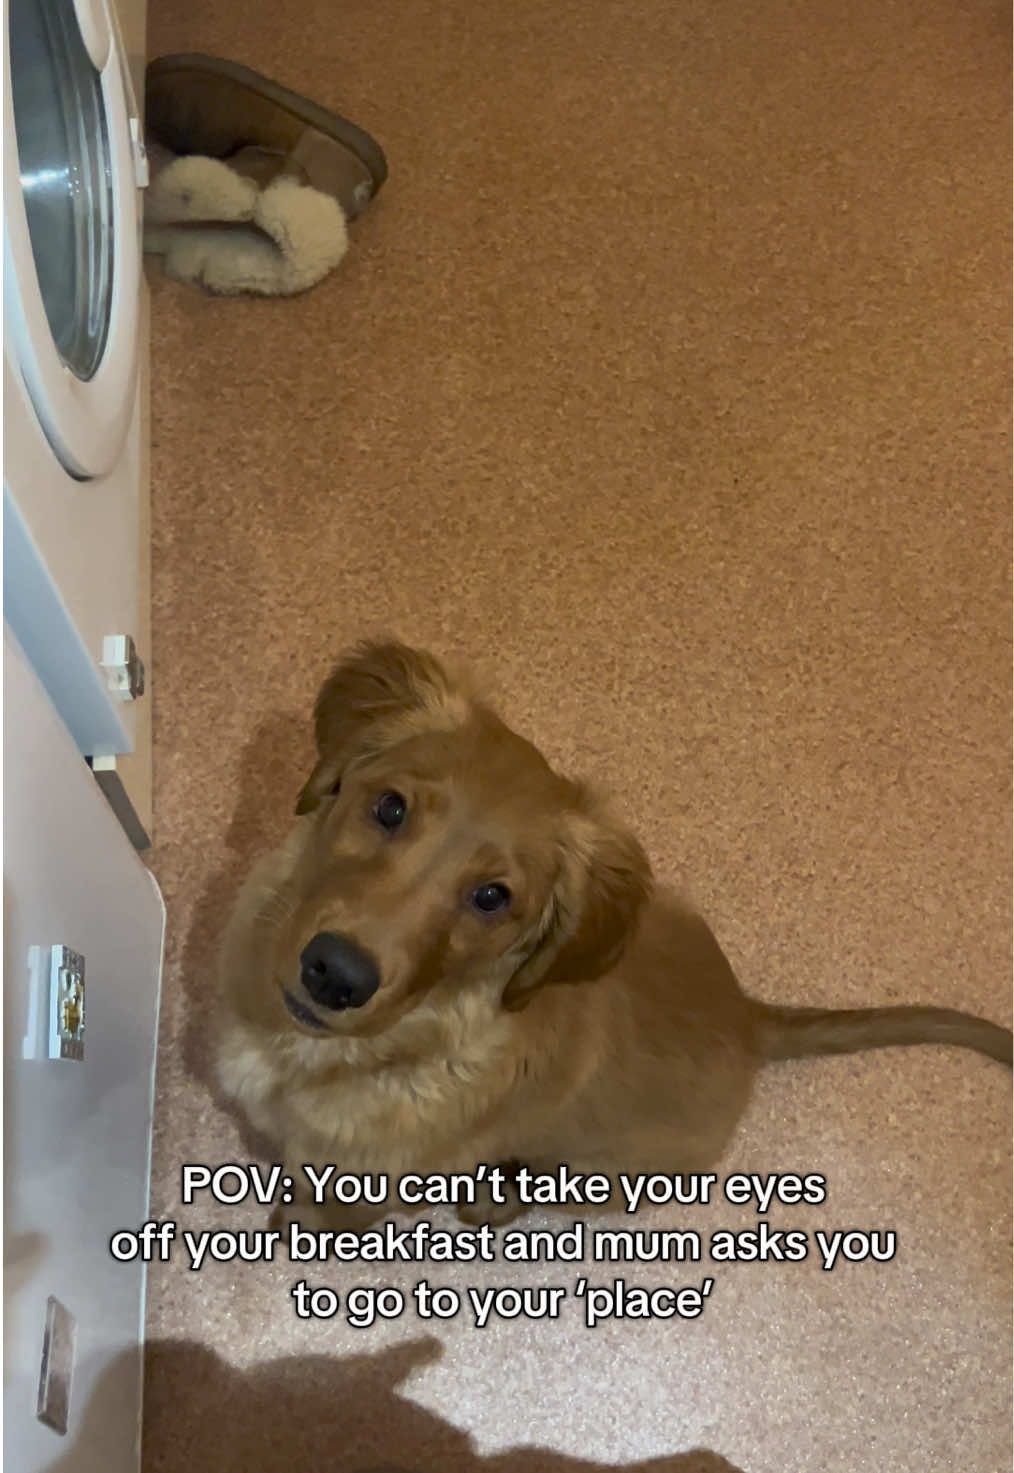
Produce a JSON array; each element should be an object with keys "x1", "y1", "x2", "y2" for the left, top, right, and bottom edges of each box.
[
  {"x1": 295, "y1": 640, "x2": 466, "y2": 814},
  {"x1": 503, "y1": 789, "x2": 652, "y2": 1010}
]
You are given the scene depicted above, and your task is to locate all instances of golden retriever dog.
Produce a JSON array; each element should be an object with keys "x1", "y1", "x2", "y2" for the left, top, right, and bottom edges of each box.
[{"x1": 217, "y1": 641, "x2": 1011, "y2": 1229}]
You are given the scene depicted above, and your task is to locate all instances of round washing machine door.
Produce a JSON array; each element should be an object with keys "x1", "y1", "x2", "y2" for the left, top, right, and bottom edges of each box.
[{"x1": 3, "y1": 0, "x2": 143, "y2": 479}]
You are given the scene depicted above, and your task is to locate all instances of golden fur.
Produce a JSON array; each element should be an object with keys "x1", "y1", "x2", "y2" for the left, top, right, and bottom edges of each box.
[{"x1": 217, "y1": 641, "x2": 1011, "y2": 1227}]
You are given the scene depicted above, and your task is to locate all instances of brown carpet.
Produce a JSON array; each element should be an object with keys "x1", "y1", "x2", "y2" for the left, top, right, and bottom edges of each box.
[{"x1": 141, "y1": 1, "x2": 1012, "y2": 1470}]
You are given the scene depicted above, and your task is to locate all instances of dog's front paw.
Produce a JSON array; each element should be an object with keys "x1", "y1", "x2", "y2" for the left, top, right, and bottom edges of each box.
[
  {"x1": 269, "y1": 1199, "x2": 328, "y2": 1234},
  {"x1": 457, "y1": 1194, "x2": 525, "y2": 1227},
  {"x1": 271, "y1": 1198, "x2": 387, "y2": 1235},
  {"x1": 457, "y1": 1163, "x2": 526, "y2": 1227}
]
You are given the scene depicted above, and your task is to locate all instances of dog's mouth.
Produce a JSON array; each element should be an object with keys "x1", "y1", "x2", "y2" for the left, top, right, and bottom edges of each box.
[{"x1": 281, "y1": 989, "x2": 330, "y2": 1032}]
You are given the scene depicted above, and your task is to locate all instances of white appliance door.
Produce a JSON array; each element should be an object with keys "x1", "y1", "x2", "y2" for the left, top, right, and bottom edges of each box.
[
  {"x1": 2, "y1": 359, "x2": 142, "y2": 759},
  {"x1": 3, "y1": 628, "x2": 164, "y2": 1473},
  {"x1": 3, "y1": 0, "x2": 143, "y2": 478}
]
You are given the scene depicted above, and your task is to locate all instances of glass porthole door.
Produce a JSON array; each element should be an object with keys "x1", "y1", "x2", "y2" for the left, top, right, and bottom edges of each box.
[{"x1": 3, "y1": 0, "x2": 143, "y2": 478}]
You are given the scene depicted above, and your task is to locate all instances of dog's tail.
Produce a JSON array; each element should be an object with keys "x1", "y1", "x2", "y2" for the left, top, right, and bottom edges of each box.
[{"x1": 752, "y1": 1001, "x2": 1012, "y2": 1068}]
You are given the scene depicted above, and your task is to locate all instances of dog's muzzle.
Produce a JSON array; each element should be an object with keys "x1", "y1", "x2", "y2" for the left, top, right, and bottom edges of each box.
[
  {"x1": 299, "y1": 932, "x2": 381, "y2": 1011},
  {"x1": 282, "y1": 990, "x2": 329, "y2": 1030}
]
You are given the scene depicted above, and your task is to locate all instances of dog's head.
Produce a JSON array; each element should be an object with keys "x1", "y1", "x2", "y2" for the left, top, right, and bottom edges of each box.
[{"x1": 266, "y1": 641, "x2": 651, "y2": 1038}]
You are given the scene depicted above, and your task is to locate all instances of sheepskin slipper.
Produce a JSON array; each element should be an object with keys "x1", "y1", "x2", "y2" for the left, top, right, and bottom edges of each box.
[{"x1": 143, "y1": 153, "x2": 349, "y2": 296}]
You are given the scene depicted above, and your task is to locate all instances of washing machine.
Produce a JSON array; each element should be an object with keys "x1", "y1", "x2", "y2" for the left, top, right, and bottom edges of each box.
[
  {"x1": 4, "y1": 3, "x2": 165, "y2": 1470},
  {"x1": 3, "y1": 0, "x2": 152, "y2": 837}
]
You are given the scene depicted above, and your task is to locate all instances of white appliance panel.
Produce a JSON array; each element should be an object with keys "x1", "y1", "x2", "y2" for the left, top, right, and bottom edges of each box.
[{"x1": 4, "y1": 628, "x2": 165, "y2": 1473}]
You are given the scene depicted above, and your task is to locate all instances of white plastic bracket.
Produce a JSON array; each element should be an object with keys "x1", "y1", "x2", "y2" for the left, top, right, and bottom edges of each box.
[{"x1": 129, "y1": 116, "x2": 149, "y2": 188}]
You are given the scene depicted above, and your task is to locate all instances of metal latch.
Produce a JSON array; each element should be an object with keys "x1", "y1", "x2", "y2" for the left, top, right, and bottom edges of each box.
[
  {"x1": 101, "y1": 635, "x2": 145, "y2": 701},
  {"x1": 23, "y1": 946, "x2": 86, "y2": 1062},
  {"x1": 37, "y1": 1296, "x2": 76, "y2": 1435}
]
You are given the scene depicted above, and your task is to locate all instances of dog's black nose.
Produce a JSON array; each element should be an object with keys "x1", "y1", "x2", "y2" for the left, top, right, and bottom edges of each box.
[{"x1": 300, "y1": 932, "x2": 380, "y2": 1010}]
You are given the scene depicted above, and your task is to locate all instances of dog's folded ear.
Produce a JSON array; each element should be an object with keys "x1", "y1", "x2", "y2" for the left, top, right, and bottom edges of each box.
[
  {"x1": 503, "y1": 790, "x2": 653, "y2": 1010},
  {"x1": 295, "y1": 640, "x2": 467, "y2": 814}
]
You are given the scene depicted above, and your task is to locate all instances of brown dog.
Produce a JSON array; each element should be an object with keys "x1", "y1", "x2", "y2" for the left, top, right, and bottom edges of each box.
[{"x1": 216, "y1": 641, "x2": 1011, "y2": 1228}]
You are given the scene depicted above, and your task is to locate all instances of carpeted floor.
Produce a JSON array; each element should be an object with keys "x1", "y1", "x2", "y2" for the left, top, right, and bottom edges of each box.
[{"x1": 140, "y1": 2, "x2": 1012, "y2": 1470}]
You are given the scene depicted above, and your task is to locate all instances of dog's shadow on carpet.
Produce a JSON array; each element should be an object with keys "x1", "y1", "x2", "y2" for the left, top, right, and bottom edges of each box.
[
  {"x1": 46, "y1": 1335, "x2": 747, "y2": 1473},
  {"x1": 176, "y1": 711, "x2": 311, "y2": 1154}
]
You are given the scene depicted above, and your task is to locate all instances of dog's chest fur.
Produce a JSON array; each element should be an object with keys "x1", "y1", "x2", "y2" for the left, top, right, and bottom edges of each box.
[{"x1": 218, "y1": 989, "x2": 517, "y2": 1173}]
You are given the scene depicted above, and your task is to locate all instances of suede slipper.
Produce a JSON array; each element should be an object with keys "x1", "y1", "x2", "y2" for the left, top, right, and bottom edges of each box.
[{"x1": 146, "y1": 53, "x2": 387, "y2": 221}]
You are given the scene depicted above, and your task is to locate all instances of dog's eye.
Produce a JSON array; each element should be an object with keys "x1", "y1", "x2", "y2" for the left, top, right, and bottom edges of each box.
[
  {"x1": 472, "y1": 882, "x2": 511, "y2": 914},
  {"x1": 373, "y1": 791, "x2": 408, "y2": 831}
]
